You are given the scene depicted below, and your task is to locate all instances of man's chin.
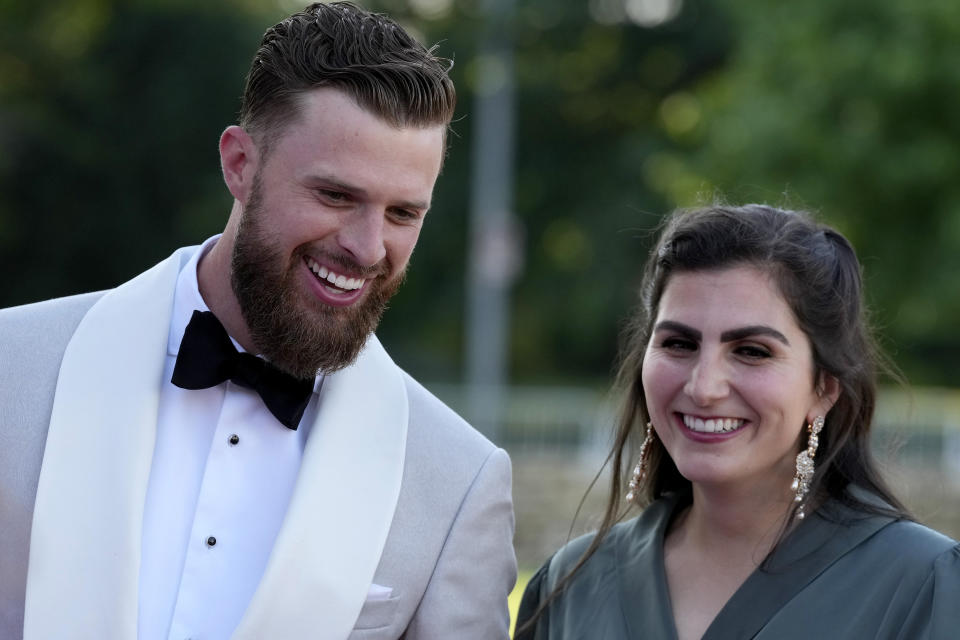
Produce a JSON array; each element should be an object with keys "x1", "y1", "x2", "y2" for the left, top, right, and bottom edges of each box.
[{"x1": 255, "y1": 301, "x2": 384, "y2": 377}]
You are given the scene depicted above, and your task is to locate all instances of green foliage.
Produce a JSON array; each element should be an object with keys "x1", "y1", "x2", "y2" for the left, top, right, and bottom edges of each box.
[
  {"x1": 368, "y1": 0, "x2": 731, "y2": 382},
  {"x1": 4, "y1": 0, "x2": 957, "y2": 386},
  {"x1": 675, "y1": 0, "x2": 960, "y2": 384},
  {"x1": 0, "y1": 0, "x2": 263, "y2": 303}
]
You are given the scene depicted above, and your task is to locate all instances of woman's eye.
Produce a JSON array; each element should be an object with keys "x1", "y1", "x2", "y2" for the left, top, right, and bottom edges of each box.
[
  {"x1": 661, "y1": 337, "x2": 696, "y2": 352},
  {"x1": 737, "y1": 345, "x2": 771, "y2": 359}
]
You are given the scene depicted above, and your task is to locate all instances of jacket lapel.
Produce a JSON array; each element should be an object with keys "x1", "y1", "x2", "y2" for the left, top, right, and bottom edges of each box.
[
  {"x1": 233, "y1": 335, "x2": 407, "y2": 640},
  {"x1": 24, "y1": 246, "x2": 408, "y2": 640},
  {"x1": 24, "y1": 247, "x2": 195, "y2": 640}
]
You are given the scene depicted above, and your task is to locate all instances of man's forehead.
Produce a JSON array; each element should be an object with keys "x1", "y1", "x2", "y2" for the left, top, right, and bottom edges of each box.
[{"x1": 290, "y1": 86, "x2": 449, "y2": 135}]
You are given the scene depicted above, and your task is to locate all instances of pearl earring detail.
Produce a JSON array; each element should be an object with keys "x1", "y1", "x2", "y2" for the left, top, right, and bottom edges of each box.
[
  {"x1": 625, "y1": 422, "x2": 654, "y2": 504},
  {"x1": 792, "y1": 415, "x2": 824, "y2": 519}
]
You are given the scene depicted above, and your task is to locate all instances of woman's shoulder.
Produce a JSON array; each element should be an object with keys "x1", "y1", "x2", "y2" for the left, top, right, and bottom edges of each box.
[
  {"x1": 821, "y1": 488, "x2": 957, "y2": 562},
  {"x1": 818, "y1": 503, "x2": 960, "y2": 609},
  {"x1": 515, "y1": 519, "x2": 638, "y2": 640},
  {"x1": 548, "y1": 495, "x2": 679, "y2": 577},
  {"x1": 869, "y1": 521, "x2": 960, "y2": 638},
  {"x1": 544, "y1": 518, "x2": 637, "y2": 582},
  {"x1": 871, "y1": 518, "x2": 959, "y2": 566}
]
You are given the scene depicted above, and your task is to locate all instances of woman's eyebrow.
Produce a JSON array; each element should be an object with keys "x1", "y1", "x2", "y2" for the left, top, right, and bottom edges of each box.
[
  {"x1": 652, "y1": 321, "x2": 701, "y2": 341},
  {"x1": 720, "y1": 325, "x2": 790, "y2": 346}
]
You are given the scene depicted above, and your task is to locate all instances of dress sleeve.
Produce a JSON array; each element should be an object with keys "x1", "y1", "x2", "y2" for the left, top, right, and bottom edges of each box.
[
  {"x1": 899, "y1": 543, "x2": 960, "y2": 639},
  {"x1": 514, "y1": 560, "x2": 551, "y2": 640}
]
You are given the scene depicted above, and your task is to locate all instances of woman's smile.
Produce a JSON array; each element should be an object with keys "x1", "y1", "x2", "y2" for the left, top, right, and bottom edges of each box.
[{"x1": 680, "y1": 414, "x2": 746, "y2": 434}]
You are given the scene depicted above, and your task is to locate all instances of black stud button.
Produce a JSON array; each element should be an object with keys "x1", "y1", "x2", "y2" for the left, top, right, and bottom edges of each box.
[
  {"x1": 206, "y1": 536, "x2": 217, "y2": 547},
  {"x1": 228, "y1": 434, "x2": 239, "y2": 445}
]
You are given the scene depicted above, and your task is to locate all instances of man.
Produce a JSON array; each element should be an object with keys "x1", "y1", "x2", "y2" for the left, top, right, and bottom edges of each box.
[{"x1": 0, "y1": 3, "x2": 517, "y2": 639}]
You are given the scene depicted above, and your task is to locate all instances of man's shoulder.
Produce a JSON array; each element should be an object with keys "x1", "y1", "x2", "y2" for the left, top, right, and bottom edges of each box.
[
  {"x1": 400, "y1": 372, "x2": 497, "y2": 454},
  {"x1": 395, "y1": 371, "x2": 509, "y2": 497},
  {"x1": 0, "y1": 291, "x2": 105, "y2": 343},
  {"x1": 0, "y1": 245, "x2": 197, "y2": 347},
  {"x1": 0, "y1": 290, "x2": 105, "y2": 313},
  {"x1": 0, "y1": 292, "x2": 110, "y2": 429}
]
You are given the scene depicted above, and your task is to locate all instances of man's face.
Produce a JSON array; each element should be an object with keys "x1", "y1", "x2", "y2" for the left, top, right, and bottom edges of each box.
[{"x1": 230, "y1": 87, "x2": 446, "y2": 378}]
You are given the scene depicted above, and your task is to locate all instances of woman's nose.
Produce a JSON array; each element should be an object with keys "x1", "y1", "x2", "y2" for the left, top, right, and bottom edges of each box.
[{"x1": 683, "y1": 354, "x2": 730, "y2": 406}]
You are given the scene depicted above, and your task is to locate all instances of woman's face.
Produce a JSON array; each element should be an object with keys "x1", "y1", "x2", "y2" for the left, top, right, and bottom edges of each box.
[{"x1": 641, "y1": 264, "x2": 837, "y2": 496}]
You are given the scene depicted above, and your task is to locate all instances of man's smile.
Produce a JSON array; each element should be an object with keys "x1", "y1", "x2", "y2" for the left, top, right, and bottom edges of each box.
[{"x1": 305, "y1": 256, "x2": 367, "y2": 292}]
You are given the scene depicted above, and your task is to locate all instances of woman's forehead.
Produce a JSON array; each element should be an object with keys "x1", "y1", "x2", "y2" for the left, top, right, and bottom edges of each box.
[{"x1": 655, "y1": 266, "x2": 802, "y2": 335}]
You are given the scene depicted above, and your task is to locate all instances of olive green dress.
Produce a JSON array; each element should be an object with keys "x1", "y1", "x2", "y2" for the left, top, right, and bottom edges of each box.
[{"x1": 516, "y1": 491, "x2": 959, "y2": 639}]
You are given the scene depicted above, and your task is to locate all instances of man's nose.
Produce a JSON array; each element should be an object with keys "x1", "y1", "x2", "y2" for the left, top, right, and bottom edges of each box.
[
  {"x1": 337, "y1": 208, "x2": 387, "y2": 267},
  {"x1": 683, "y1": 353, "x2": 730, "y2": 406}
]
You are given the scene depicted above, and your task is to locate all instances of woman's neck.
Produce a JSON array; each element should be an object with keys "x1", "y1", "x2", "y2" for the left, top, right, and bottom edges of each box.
[
  {"x1": 663, "y1": 482, "x2": 797, "y2": 640},
  {"x1": 673, "y1": 480, "x2": 794, "y2": 565}
]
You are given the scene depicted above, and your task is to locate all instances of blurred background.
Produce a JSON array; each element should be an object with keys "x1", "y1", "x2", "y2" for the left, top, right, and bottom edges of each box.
[{"x1": 4, "y1": 0, "x2": 960, "y2": 629}]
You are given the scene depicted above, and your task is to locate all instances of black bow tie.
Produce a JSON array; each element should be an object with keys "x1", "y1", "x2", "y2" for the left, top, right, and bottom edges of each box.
[{"x1": 171, "y1": 310, "x2": 314, "y2": 429}]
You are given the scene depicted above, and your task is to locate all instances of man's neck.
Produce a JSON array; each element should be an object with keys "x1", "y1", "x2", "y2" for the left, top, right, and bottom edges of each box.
[{"x1": 196, "y1": 227, "x2": 255, "y2": 353}]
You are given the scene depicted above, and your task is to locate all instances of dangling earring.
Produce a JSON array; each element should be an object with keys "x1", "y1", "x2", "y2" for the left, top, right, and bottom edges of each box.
[
  {"x1": 625, "y1": 422, "x2": 654, "y2": 504},
  {"x1": 791, "y1": 415, "x2": 824, "y2": 519}
]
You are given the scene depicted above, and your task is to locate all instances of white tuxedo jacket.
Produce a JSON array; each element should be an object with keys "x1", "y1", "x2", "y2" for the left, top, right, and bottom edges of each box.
[{"x1": 0, "y1": 246, "x2": 516, "y2": 639}]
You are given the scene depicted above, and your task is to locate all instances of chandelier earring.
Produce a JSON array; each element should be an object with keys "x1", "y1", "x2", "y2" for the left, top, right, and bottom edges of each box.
[
  {"x1": 791, "y1": 415, "x2": 824, "y2": 519},
  {"x1": 625, "y1": 421, "x2": 654, "y2": 504}
]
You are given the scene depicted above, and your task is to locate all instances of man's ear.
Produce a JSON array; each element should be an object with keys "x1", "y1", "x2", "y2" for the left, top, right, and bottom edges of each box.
[
  {"x1": 219, "y1": 125, "x2": 259, "y2": 203},
  {"x1": 811, "y1": 373, "x2": 841, "y2": 421}
]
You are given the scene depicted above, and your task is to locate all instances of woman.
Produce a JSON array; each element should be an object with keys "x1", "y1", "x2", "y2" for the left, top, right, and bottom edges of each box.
[{"x1": 516, "y1": 204, "x2": 959, "y2": 639}]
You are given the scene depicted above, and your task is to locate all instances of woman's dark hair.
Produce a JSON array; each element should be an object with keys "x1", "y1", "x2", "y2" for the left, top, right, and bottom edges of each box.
[
  {"x1": 519, "y1": 203, "x2": 910, "y2": 633},
  {"x1": 240, "y1": 2, "x2": 456, "y2": 155},
  {"x1": 618, "y1": 203, "x2": 909, "y2": 513}
]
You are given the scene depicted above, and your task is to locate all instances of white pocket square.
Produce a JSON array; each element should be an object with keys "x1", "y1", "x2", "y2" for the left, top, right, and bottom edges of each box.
[{"x1": 365, "y1": 583, "x2": 393, "y2": 602}]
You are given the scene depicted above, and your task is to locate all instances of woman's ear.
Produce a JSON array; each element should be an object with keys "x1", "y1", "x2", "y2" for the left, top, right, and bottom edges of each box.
[{"x1": 811, "y1": 373, "x2": 841, "y2": 421}]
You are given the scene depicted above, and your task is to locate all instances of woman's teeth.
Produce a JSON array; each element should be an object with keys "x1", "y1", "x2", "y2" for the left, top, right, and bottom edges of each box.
[{"x1": 682, "y1": 415, "x2": 745, "y2": 433}]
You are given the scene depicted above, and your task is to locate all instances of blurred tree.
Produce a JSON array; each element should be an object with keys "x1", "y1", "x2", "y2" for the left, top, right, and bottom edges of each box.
[
  {"x1": 669, "y1": 0, "x2": 960, "y2": 384},
  {"x1": 369, "y1": 0, "x2": 732, "y2": 382},
  {"x1": 0, "y1": 0, "x2": 265, "y2": 305}
]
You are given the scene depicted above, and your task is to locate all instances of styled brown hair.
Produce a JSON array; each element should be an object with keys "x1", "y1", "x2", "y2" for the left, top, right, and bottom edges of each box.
[{"x1": 239, "y1": 2, "x2": 456, "y2": 154}]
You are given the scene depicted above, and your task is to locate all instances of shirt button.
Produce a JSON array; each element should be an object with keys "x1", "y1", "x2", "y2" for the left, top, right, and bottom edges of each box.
[
  {"x1": 206, "y1": 536, "x2": 217, "y2": 547},
  {"x1": 229, "y1": 434, "x2": 240, "y2": 445}
]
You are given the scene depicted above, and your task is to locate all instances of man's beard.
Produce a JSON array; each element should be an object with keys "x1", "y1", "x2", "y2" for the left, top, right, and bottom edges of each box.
[{"x1": 230, "y1": 176, "x2": 404, "y2": 379}]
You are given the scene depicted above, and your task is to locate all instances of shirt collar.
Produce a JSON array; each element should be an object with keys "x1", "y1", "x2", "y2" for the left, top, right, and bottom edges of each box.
[{"x1": 167, "y1": 234, "x2": 220, "y2": 357}]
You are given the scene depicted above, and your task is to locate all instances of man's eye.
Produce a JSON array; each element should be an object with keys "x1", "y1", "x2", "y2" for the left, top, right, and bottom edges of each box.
[
  {"x1": 390, "y1": 208, "x2": 420, "y2": 222},
  {"x1": 318, "y1": 189, "x2": 347, "y2": 202}
]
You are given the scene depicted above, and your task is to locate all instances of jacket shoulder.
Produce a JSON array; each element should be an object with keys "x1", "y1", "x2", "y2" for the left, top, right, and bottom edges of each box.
[
  {"x1": 0, "y1": 292, "x2": 104, "y2": 378},
  {"x1": 0, "y1": 291, "x2": 104, "y2": 336},
  {"x1": 401, "y1": 372, "x2": 498, "y2": 463}
]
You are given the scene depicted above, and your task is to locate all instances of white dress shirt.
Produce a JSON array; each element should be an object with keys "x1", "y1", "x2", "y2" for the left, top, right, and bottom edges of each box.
[{"x1": 138, "y1": 236, "x2": 323, "y2": 640}]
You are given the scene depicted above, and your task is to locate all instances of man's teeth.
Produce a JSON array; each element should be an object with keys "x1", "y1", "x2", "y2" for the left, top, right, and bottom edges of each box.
[
  {"x1": 306, "y1": 258, "x2": 364, "y2": 291},
  {"x1": 682, "y1": 415, "x2": 745, "y2": 433}
]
